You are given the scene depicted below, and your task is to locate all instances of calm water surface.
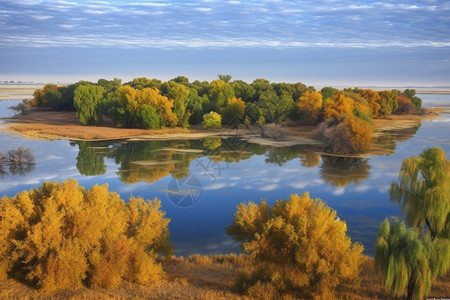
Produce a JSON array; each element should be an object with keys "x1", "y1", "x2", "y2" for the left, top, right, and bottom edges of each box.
[{"x1": 0, "y1": 95, "x2": 449, "y2": 256}]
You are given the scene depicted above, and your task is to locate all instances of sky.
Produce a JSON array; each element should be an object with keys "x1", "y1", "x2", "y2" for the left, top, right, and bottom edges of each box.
[{"x1": 1, "y1": 0, "x2": 450, "y2": 86}]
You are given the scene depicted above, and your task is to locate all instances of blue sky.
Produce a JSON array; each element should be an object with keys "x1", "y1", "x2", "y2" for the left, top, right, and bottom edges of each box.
[{"x1": 1, "y1": 0, "x2": 450, "y2": 86}]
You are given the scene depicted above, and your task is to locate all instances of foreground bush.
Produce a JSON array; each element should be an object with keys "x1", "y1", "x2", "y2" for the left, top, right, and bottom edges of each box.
[
  {"x1": 0, "y1": 179, "x2": 171, "y2": 291},
  {"x1": 227, "y1": 193, "x2": 366, "y2": 299}
]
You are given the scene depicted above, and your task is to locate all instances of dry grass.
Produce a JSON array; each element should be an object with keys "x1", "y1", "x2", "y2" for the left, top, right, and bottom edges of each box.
[
  {"x1": 3, "y1": 107, "x2": 441, "y2": 146},
  {"x1": 1, "y1": 255, "x2": 448, "y2": 299}
]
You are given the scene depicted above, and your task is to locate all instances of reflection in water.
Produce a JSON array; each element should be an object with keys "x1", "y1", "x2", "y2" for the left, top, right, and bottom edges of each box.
[
  {"x1": 71, "y1": 138, "x2": 268, "y2": 184},
  {"x1": 320, "y1": 156, "x2": 371, "y2": 187},
  {"x1": 300, "y1": 152, "x2": 320, "y2": 168},
  {"x1": 71, "y1": 121, "x2": 422, "y2": 186},
  {"x1": 0, "y1": 147, "x2": 35, "y2": 177},
  {"x1": 75, "y1": 141, "x2": 107, "y2": 176},
  {"x1": 371, "y1": 124, "x2": 421, "y2": 155}
]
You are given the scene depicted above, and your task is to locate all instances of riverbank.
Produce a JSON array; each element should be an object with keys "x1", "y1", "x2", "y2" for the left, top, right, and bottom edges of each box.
[
  {"x1": 0, "y1": 255, "x2": 448, "y2": 299},
  {"x1": 2, "y1": 107, "x2": 443, "y2": 146}
]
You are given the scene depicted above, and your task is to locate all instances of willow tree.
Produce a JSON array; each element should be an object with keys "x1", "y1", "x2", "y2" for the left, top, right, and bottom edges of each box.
[
  {"x1": 376, "y1": 147, "x2": 450, "y2": 300},
  {"x1": 390, "y1": 147, "x2": 450, "y2": 239},
  {"x1": 376, "y1": 219, "x2": 450, "y2": 300}
]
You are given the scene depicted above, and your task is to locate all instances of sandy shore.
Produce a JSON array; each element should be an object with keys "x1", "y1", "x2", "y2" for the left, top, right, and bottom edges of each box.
[{"x1": 1, "y1": 107, "x2": 444, "y2": 149}]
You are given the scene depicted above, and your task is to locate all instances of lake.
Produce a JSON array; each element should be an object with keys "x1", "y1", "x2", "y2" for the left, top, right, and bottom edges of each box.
[{"x1": 0, "y1": 95, "x2": 449, "y2": 257}]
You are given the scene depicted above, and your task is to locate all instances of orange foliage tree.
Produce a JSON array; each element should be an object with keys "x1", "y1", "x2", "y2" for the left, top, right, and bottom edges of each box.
[
  {"x1": 357, "y1": 89, "x2": 381, "y2": 118},
  {"x1": 321, "y1": 115, "x2": 372, "y2": 154},
  {"x1": 0, "y1": 179, "x2": 171, "y2": 291}
]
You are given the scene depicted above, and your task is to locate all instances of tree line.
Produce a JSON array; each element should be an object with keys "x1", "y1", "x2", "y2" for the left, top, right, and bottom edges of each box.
[
  {"x1": 0, "y1": 147, "x2": 448, "y2": 298},
  {"x1": 28, "y1": 76, "x2": 422, "y2": 154}
]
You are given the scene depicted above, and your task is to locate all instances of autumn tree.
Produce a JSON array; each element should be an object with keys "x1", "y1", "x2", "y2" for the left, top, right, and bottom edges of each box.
[
  {"x1": 321, "y1": 115, "x2": 372, "y2": 154},
  {"x1": 355, "y1": 88, "x2": 381, "y2": 118},
  {"x1": 395, "y1": 95, "x2": 417, "y2": 114},
  {"x1": 402, "y1": 89, "x2": 422, "y2": 110},
  {"x1": 0, "y1": 179, "x2": 171, "y2": 291},
  {"x1": 322, "y1": 93, "x2": 355, "y2": 120},
  {"x1": 376, "y1": 147, "x2": 450, "y2": 300},
  {"x1": 378, "y1": 90, "x2": 398, "y2": 117},
  {"x1": 160, "y1": 80, "x2": 191, "y2": 127},
  {"x1": 220, "y1": 97, "x2": 246, "y2": 128},
  {"x1": 108, "y1": 86, "x2": 177, "y2": 129},
  {"x1": 73, "y1": 84, "x2": 105, "y2": 125},
  {"x1": 227, "y1": 193, "x2": 366, "y2": 299},
  {"x1": 297, "y1": 90, "x2": 323, "y2": 124},
  {"x1": 207, "y1": 80, "x2": 235, "y2": 112}
]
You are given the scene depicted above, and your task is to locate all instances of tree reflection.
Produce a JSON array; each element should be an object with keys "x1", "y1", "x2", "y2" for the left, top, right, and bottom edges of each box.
[
  {"x1": 371, "y1": 124, "x2": 421, "y2": 155},
  {"x1": 265, "y1": 145, "x2": 315, "y2": 166},
  {"x1": 74, "y1": 141, "x2": 107, "y2": 176},
  {"x1": 0, "y1": 147, "x2": 36, "y2": 176},
  {"x1": 320, "y1": 155, "x2": 371, "y2": 187},
  {"x1": 299, "y1": 152, "x2": 320, "y2": 168}
]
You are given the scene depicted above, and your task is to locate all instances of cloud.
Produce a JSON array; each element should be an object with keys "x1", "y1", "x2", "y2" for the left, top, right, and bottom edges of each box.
[{"x1": 0, "y1": 0, "x2": 448, "y2": 51}]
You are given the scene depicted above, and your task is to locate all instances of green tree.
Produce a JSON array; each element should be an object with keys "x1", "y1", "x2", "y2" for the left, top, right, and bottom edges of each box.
[
  {"x1": 375, "y1": 219, "x2": 450, "y2": 300},
  {"x1": 75, "y1": 141, "x2": 107, "y2": 176},
  {"x1": 378, "y1": 90, "x2": 398, "y2": 117},
  {"x1": 376, "y1": 147, "x2": 450, "y2": 300},
  {"x1": 321, "y1": 87, "x2": 337, "y2": 101},
  {"x1": 220, "y1": 97, "x2": 246, "y2": 128},
  {"x1": 231, "y1": 80, "x2": 256, "y2": 103},
  {"x1": 244, "y1": 102, "x2": 262, "y2": 124},
  {"x1": 137, "y1": 106, "x2": 160, "y2": 129},
  {"x1": 402, "y1": 89, "x2": 422, "y2": 110},
  {"x1": 390, "y1": 147, "x2": 450, "y2": 239},
  {"x1": 73, "y1": 85, "x2": 105, "y2": 125},
  {"x1": 217, "y1": 74, "x2": 232, "y2": 83},
  {"x1": 227, "y1": 193, "x2": 366, "y2": 298},
  {"x1": 160, "y1": 81, "x2": 191, "y2": 127},
  {"x1": 202, "y1": 112, "x2": 222, "y2": 129}
]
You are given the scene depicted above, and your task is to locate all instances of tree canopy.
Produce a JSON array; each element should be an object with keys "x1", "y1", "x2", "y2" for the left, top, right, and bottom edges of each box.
[
  {"x1": 227, "y1": 193, "x2": 365, "y2": 298},
  {"x1": 0, "y1": 179, "x2": 171, "y2": 291}
]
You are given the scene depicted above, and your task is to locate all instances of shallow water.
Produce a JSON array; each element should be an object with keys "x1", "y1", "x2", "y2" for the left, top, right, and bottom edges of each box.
[{"x1": 0, "y1": 95, "x2": 449, "y2": 256}]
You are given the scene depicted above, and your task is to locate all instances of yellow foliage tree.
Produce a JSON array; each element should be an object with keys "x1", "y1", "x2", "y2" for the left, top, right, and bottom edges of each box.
[
  {"x1": 357, "y1": 89, "x2": 381, "y2": 118},
  {"x1": 0, "y1": 179, "x2": 170, "y2": 291},
  {"x1": 297, "y1": 90, "x2": 323, "y2": 124},
  {"x1": 116, "y1": 86, "x2": 178, "y2": 128},
  {"x1": 322, "y1": 93, "x2": 355, "y2": 120},
  {"x1": 227, "y1": 193, "x2": 366, "y2": 299},
  {"x1": 322, "y1": 115, "x2": 372, "y2": 154}
]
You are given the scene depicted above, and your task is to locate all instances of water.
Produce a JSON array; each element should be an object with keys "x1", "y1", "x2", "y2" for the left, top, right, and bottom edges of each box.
[{"x1": 0, "y1": 95, "x2": 449, "y2": 257}]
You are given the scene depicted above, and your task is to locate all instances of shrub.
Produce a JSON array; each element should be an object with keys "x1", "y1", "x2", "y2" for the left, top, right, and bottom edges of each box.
[
  {"x1": 394, "y1": 95, "x2": 416, "y2": 114},
  {"x1": 202, "y1": 111, "x2": 222, "y2": 129},
  {"x1": 321, "y1": 116, "x2": 372, "y2": 154},
  {"x1": 227, "y1": 193, "x2": 366, "y2": 298},
  {"x1": 0, "y1": 179, "x2": 171, "y2": 291}
]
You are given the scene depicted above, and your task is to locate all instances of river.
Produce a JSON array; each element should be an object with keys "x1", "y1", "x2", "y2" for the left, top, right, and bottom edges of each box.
[{"x1": 0, "y1": 95, "x2": 449, "y2": 256}]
